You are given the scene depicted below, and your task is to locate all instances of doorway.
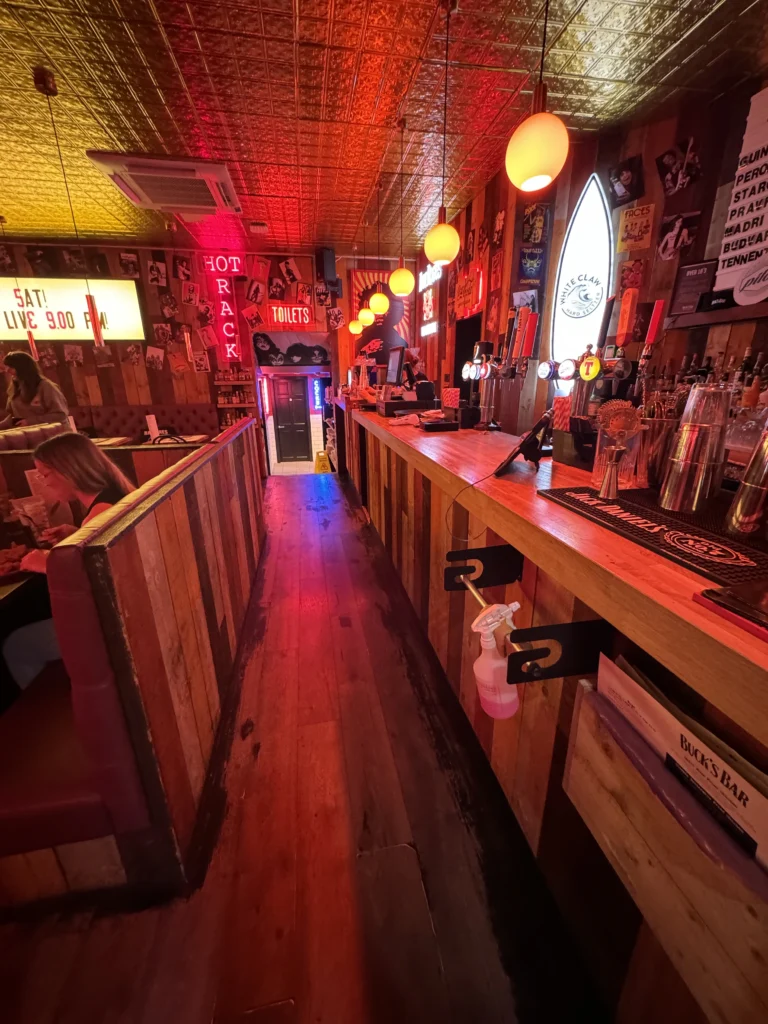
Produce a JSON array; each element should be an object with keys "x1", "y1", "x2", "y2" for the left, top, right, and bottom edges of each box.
[
  {"x1": 454, "y1": 312, "x2": 482, "y2": 402},
  {"x1": 273, "y1": 377, "x2": 311, "y2": 462}
]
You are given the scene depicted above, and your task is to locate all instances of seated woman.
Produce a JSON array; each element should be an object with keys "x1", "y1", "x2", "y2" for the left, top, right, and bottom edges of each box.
[
  {"x1": 2, "y1": 433, "x2": 134, "y2": 691},
  {"x1": 0, "y1": 350, "x2": 70, "y2": 429}
]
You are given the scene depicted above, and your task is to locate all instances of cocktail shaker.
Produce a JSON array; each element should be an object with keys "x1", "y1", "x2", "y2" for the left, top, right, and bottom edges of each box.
[
  {"x1": 659, "y1": 384, "x2": 733, "y2": 513},
  {"x1": 725, "y1": 430, "x2": 768, "y2": 535}
]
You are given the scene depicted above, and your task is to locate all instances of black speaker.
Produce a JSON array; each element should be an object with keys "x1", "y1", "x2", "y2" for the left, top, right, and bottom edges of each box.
[{"x1": 316, "y1": 247, "x2": 336, "y2": 282}]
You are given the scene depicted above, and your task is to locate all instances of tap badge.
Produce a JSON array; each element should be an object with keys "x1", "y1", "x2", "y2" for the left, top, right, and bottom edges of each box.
[{"x1": 560, "y1": 274, "x2": 604, "y2": 319}]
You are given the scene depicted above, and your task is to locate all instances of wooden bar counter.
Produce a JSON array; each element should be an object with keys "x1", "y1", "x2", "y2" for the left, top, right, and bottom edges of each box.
[{"x1": 339, "y1": 399, "x2": 768, "y2": 1024}]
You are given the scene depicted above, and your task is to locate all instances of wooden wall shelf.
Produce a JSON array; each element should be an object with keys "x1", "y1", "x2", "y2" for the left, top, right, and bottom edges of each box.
[{"x1": 667, "y1": 301, "x2": 768, "y2": 330}]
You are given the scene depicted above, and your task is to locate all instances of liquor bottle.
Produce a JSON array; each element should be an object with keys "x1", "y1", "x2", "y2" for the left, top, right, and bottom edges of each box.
[
  {"x1": 685, "y1": 353, "x2": 699, "y2": 382},
  {"x1": 721, "y1": 355, "x2": 737, "y2": 382},
  {"x1": 675, "y1": 354, "x2": 690, "y2": 385},
  {"x1": 734, "y1": 347, "x2": 754, "y2": 386},
  {"x1": 697, "y1": 355, "x2": 712, "y2": 380}
]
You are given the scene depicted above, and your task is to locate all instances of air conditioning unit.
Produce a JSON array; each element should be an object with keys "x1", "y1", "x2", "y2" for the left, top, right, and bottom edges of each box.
[{"x1": 86, "y1": 152, "x2": 242, "y2": 219}]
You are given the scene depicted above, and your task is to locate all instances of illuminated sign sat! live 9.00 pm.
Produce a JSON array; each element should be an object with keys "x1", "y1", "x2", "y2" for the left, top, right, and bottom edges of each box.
[{"x1": 0, "y1": 278, "x2": 144, "y2": 343}]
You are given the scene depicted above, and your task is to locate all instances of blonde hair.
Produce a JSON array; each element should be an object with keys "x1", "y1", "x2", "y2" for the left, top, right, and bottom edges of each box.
[{"x1": 34, "y1": 433, "x2": 135, "y2": 499}]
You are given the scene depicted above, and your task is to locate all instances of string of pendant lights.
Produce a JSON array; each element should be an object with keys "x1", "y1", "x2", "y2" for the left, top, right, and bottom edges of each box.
[
  {"x1": 357, "y1": 218, "x2": 375, "y2": 326},
  {"x1": 348, "y1": 231, "x2": 363, "y2": 333},
  {"x1": 423, "y1": 0, "x2": 461, "y2": 267},
  {"x1": 368, "y1": 182, "x2": 390, "y2": 315},
  {"x1": 389, "y1": 118, "x2": 415, "y2": 298},
  {"x1": 504, "y1": 0, "x2": 569, "y2": 192}
]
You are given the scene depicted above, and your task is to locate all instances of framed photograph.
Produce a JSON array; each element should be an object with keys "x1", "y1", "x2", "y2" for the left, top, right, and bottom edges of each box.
[
  {"x1": 63, "y1": 344, "x2": 83, "y2": 366},
  {"x1": 145, "y1": 346, "x2": 165, "y2": 371},
  {"x1": 182, "y1": 281, "x2": 200, "y2": 306},
  {"x1": 197, "y1": 325, "x2": 218, "y2": 349},
  {"x1": 173, "y1": 255, "x2": 193, "y2": 281},
  {"x1": 148, "y1": 259, "x2": 167, "y2": 287},
  {"x1": 491, "y1": 250, "x2": 504, "y2": 291},
  {"x1": 193, "y1": 350, "x2": 210, "y2": 373},
  {"x1": 268, "y1": 276, "x2": 286, "y2": 300},
  {"x1": 656, "y1": 139, "x2": 701, "y2": 196},
  {"x1": 241, "y1": 303, "x2": 265, "y2": 330},
  {"x1": 159, "y1": 290, "x2": 179, "y2": 319},
  {"x1": 522, "y1": 203, "x2": 549, "y2": 244},
  {"x1": 297, "y1": 283, "x2": 312, "y2": 306},
  {"x1": 245, "y1": 278, "x2": 265, "y2": 304},
  {"x1": 153, "y1": 322, "x2": 173, "y2": 347},
  {"x1": 37, "y1": 345, "x2": 58, "y2": 369},
  {"x1": 657, "y1": 211, "x2": 700, "y2": 262},
  {"x1": 618, "y1": 203, "x2": 655, "y2": 252},
  {"x1": 512, "y1": 289, "x2": 538, "y2": 311},
  {"x1": 118, "y1": 251, "x2": 140, "y2": 278},
  {"x1": 326, "y1": 307, "x2": 345, "y2": 331},
  {"x1": 86, "y1": 251, "x2": 110, "y2": 277},
  {"x1": 608, "y1": 156, "x2": 645, "y2": 208},
  {"x1": 61, "y1": 248, "x2": 88, "y2": 275},
  {"x1": 197, "y1": 297, "x2": 215, "y2": 327},
  {"x1": 477, "y1": 223, "x2": 489, "y2": 258},
  {"x1": 250, "y1": 255, "x2": 270, "y2": 282},
  {"x1": 93, "y1": 345, "x2": 114, "y2": 369},
  {"x1": 315, "y1": 281, "x2": 331, "y2": 307},
  {"x1": 122, "y1": 344, "x2": 141, "y2": 365},
  {"x1": 465, "y1": 229, "x2": 476, "y2": 265},
  {"x1": 618, "y1": 259, "x2": 645, "y2": 297},
  {"x1": 0, "y1": 244, "x2": 17, "y2": 275},
  {"x1": 27, "y1": 246, "x2": 59, "y2": 277},
  {"x1": 492, "y1": 209, "x2": 505, "y2": 247},
  {"x1": 279, "y1": 257, "x2": 301, "y2": 283}
]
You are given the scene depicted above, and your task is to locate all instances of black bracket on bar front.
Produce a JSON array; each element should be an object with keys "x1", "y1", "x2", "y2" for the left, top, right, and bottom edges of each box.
[
  {"x1": 506, "y1": 620, "x2": 613, "y2": 684},
  {"x1": 444, "y1": 545, "x2": 524, "y2": 592}
]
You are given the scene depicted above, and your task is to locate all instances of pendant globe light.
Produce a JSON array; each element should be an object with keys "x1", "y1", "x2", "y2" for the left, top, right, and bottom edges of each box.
[
  {"x1": 358, "y1": 220, "x2": 376, "y2": 323},
  {"x1": 424, "y1": 0, "x2": 461, "y2": 268},
  {"x1": 505, "y1": 0, "x2": 569, "y2": 193},
  {"x1": 369, "y1": 183, "x2": 390, "y2": 316},
  {"x1": 389, "y1": 118, "x2": 415, "y2": 298},
  {"x1": 349, "y1": 318, "x2": 363, "y2": 335}
]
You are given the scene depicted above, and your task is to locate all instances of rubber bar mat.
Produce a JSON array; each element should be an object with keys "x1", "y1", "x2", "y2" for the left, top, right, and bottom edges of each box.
[{"x1": 538, "y1": 486, "x2": 768, "y2": 586}]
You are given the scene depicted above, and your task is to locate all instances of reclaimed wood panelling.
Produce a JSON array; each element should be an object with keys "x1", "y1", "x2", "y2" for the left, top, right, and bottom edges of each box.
[
  {"x1": 565, "y1": 685, "x2": 768, "y2": 1024},
  {"x1": 350, "y1": 411, "x2": 766, "y2": 1021},
  {"x1": 90, "y1": 422, "x2": 265, "y2": 859}
]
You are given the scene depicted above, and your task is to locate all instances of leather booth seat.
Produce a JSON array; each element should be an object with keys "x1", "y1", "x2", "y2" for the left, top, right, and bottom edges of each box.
[
  {"x1": 0, "y1": 421, "x2": 67, "y2": 451},
  {"x1": 88, "y1": 404, "x2": 219, "y2": 441},
  {"x1": 0, "y1": 664, "x2": 113, "y2": 857}
]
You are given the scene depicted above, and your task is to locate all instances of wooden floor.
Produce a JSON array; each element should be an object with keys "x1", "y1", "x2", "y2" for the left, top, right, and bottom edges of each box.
[{"x1": 0, "y1": 474, "x2": 604, "y2": 1024}]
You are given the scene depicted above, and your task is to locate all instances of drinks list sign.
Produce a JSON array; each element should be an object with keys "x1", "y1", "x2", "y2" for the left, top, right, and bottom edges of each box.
[{"x1": 715, "y1": 85, "x2": 768, "y2": 294}]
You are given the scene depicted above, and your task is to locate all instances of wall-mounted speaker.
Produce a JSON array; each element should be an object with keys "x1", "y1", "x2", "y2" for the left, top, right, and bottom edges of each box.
[{"x1": 316, "y1": 247, "x2": 336, "y2": 283}]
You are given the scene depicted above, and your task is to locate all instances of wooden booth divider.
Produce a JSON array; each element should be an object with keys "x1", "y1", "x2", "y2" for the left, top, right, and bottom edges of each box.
[{"x1": 0, "y1": 420, "x2": 265, "y2": 908}]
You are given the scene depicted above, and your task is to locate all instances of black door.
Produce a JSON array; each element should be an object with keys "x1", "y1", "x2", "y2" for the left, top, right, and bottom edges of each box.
[
  {"x1": 454, "y1": 312, "x2": 482, "y2": 401},
  {"x1": 273, "y1": 377, "x2": 312, "y2": 462}
]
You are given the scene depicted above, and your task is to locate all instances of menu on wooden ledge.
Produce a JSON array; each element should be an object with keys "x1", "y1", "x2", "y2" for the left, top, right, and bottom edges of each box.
[{"x1": 597, "y1": 655, "x2": 768, "y2": 872}]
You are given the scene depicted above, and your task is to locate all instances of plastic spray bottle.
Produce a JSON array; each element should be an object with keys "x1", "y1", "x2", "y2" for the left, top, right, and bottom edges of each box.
[{"x1": 471, "y1": 602, "x2": 521, "y2": 719}]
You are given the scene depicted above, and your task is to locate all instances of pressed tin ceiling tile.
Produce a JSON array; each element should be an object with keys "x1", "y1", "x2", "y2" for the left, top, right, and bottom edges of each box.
[{"x1": 1, "y1": 0, "x2": 767, "y2": 252}]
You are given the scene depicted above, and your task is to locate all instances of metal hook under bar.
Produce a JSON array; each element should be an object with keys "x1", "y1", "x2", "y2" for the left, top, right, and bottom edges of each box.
[{"x1": 457, "y1": 574, "x2": 536, "y2": 669}]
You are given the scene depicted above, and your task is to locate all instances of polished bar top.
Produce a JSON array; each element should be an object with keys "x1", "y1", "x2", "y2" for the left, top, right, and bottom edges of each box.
[{"x1": 351, "y1": 408, "x2": 768, "y2": 748}]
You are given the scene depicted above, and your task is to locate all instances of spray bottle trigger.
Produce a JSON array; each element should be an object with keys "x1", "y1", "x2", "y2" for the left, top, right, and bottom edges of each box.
[{"x1": 471, "y1": 603, "x2": 515, "y2": 635}]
